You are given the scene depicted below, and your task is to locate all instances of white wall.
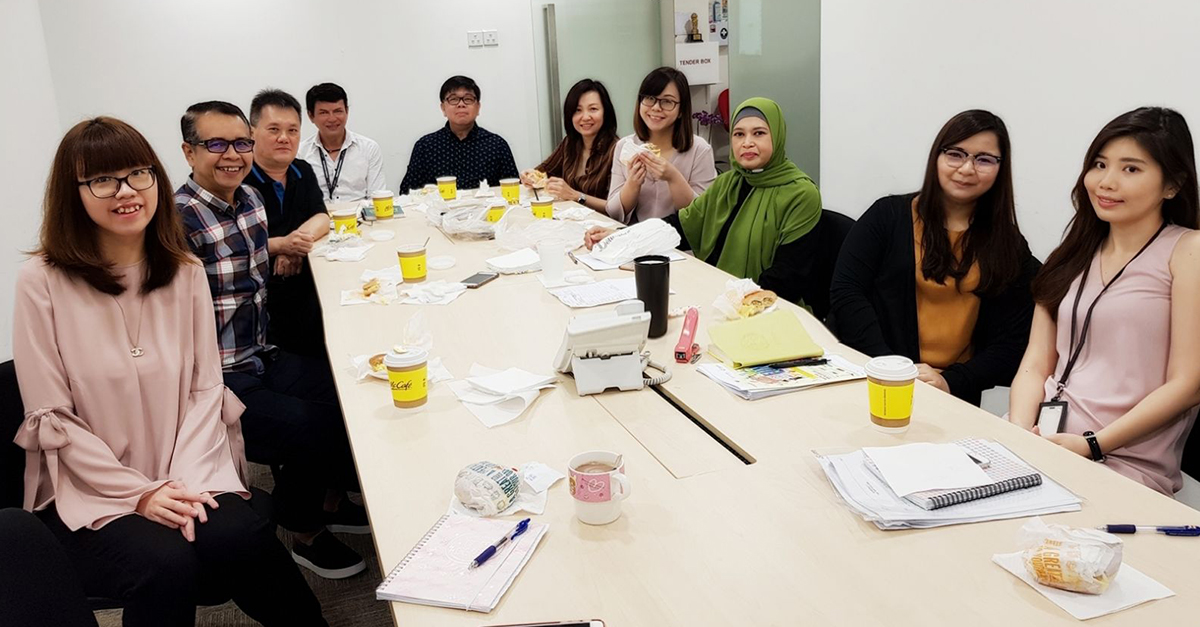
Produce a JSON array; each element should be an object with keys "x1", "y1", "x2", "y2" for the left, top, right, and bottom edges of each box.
[
  {"x1": 821, "y1": 0, "x2": 1200, "y2": 260},
  {"x1": 36, "y1": 0, "x2": 544, "y2": 194},
  {"x1": 0, "y1": 0, "x2": 61, "y2": 360}
]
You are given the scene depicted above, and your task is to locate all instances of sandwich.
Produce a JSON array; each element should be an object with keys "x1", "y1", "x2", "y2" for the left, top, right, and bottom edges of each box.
[{"x1": 738, "y1": 289, "x2": 777, "y2": 317}]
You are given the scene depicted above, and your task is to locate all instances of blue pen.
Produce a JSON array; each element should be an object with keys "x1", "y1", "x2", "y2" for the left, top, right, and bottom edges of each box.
[
  {"x1": 1099, "y1": 524, "x2": 1200, "y2": 537},
  {"x1": 470, "y1": 518, "x2": 531, "y2": 569}
]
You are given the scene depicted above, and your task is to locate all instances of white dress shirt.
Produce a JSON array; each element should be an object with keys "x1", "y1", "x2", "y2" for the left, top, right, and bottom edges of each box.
[{"x1": 299, "y1": 129, "x2": 386, "y2": 201}]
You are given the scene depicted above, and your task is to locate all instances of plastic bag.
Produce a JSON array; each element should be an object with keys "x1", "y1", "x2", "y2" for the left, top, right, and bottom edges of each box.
[
  {"x1": 1019, "y1": 517, "x2": 1123, "y2": 595},
  {"x1": 590, "y1": 218, "x2": 680, "y2": 264},
  {"x1": 438, "y1": 202, "x2": 495, "y2": 239},
  {"x1": 495, "y1": 209, "x2": 588, "y2": 253}
]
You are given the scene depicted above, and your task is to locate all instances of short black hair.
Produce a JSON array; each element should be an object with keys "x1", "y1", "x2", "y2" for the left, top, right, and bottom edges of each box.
[
  {"x1": 250, "y1": 88, "x2": 302, "y2": 127},
  {"x1": 306, "y1": 83, "x2": 348, "y2": 115},
  {"x1": 181, "y1": 101, "x2": 250, "y2": 144},
  {"x1": 439, "y1": 76, "x2": 480, "y2": 102}
]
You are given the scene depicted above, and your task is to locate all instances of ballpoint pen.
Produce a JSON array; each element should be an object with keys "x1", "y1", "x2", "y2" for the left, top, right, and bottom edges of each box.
[
  {"x1": 1098, "y1": 524, "x2": 1200, "y2": 536},
  {"x1": 764, "y1": 357, "x2": 829, "y2": 369},
  {"x1": 470, "y1": 518, "x2": 532, "y2": 569}
]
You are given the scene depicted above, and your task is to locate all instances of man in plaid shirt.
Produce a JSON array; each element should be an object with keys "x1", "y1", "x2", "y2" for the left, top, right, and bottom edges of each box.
[{"x1": 176, "y1": 100, "x2": 368, "y2": 580}]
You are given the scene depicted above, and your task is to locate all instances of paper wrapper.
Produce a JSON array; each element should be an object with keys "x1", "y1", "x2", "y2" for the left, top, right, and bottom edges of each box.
[
  {"x1": 712, "y1": 278, "x2": 778, "y2": 320},
  {"x1": 453, "y1": 461, "x2": 522, "y2": 517},
  {"x1": 1019, "y1": 518, "x2": 1123, "y2": 595},
  {"x1": 618, "y1": 141, "x2": 654, "y2": 167}
]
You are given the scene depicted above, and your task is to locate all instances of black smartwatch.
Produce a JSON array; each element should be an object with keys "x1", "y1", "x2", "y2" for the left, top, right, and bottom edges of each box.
[
  {"x1": 576, "y1": 193, "x2": 587, "y2": 205},
  {"x1": 1082, "y1": 430, "x2": 1106, "y2": 462}
]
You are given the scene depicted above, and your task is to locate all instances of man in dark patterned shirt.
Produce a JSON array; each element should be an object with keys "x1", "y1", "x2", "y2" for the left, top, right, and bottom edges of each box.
[
  {"x1": 398, "y1": 75, "x2": 520, "y2": 194},
  {"x1": 176, "y1": 100, "x2": 368, "y2": 580}
]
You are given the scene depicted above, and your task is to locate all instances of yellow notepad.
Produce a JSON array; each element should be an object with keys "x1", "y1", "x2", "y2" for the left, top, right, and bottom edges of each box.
[{"x1": 707, "y1": 310, "x2": 824, "y2": 368}]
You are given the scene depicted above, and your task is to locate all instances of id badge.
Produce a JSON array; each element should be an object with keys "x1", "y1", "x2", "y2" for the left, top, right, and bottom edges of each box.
[{"x1": 1036, "y1": 401, "x2": 1068, "y2": 436}]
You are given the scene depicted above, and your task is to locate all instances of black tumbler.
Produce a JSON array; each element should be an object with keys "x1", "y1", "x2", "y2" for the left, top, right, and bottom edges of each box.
[{"x1": 634, "y1": 255, "x2": 670, "y2": 338}]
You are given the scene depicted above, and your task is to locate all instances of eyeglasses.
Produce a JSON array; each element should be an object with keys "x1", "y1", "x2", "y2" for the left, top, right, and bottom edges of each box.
[
  {"x1": 941, "y1": 147, "x2": 1001, "y2": 172},
  {"x1": 444, "y1": 96, "x2": 478, "y2": 106},
  {"x1": 191, "y1": 138, "x2": 255, "y2": 154},
  {"x1": 78, "y1": 167, "x2": 156, "y2": 199},
  {"x1": 640, "y1": 95, "x2": 680, "y2": 112}
]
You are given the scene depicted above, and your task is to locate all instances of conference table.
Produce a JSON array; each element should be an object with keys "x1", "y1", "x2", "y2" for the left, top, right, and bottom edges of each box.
[{"x1": 309, "y1": 197, "x2": 1200, "y2": 626}]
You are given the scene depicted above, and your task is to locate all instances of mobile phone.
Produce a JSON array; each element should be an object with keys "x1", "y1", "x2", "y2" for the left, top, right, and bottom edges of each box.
[
  {"x1": 461, "y1": 272, "x2": 499, "y2": 289},
  {"x1": 483, "y1": 621, "x2": 604, "y2": 627}
]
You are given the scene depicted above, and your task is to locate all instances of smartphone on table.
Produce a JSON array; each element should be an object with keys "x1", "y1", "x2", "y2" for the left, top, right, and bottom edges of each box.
[{"x1": 461, "y1": 271, "x2": 499, "y2": 289}]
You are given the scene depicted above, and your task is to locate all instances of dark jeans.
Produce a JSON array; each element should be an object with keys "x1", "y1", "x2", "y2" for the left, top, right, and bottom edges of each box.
[
  {"x1": 38, "y1": 494, "x2": 327, "y2": 627},
  {"x1": 0, "y1": 508, "x2": 97, "y2": 627},
  {"x1": 224, "y1": 350, "x2": 359, "y2": 533}
]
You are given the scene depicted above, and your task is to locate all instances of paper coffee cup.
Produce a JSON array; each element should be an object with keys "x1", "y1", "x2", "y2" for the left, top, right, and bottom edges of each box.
[
  {"x1": 436, "y1": 176, "x2": 457, "y2": 201},
  {"x1": 486, "y1": 198, "x2": 508, "y2": 223},
  {"x1": 500, "y1": 178, "x2": 520, "y2": 205},
  {"x1": 372, "y1": 189, "x2": 395, "y2": 219},
  {"x1": 329, "y1": 205, "x2": 359, "y2": 235},
  {"x1": 531, "y1": 199, "x2": 554, "y2": 219},
  {"x1": 397, "y1": 245, "x2": 427, "y2": 283},
  {"x1": 385, "y1": 348, "x2": 428, "y2": 409},
  {"x1": 568, "y1": 450, "x2": 630, "y2": 525},
  {"x1": 864, "y1": 356, "x2": 919, "y2": 433}
]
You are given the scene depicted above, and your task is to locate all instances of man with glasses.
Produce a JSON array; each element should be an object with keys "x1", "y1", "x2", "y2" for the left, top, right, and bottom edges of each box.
[
  {"x1": 176, "y1": 101, "x2": 369, "y2": 581},
  {"x1": 298, "y1": 82, "x2": 385, "y2": 201},
  {"x1": 246, "y1": 88, "x2": 329, "y2": 359},
  {"x1": 398, "y1": 75, "x2": 518, "y2": 194}
]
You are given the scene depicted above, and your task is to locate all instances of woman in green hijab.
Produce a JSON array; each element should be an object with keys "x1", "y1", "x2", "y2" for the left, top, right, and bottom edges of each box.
[{"x1": 585, "y1": 97, "x2": 822, "y2": 303}]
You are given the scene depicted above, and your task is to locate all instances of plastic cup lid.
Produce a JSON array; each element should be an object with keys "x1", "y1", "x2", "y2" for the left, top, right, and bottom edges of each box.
[
  {"x1": 437, "y1": 176, "x2": 456, "y2": 182},
  {"x1": 500, "y1": 178, "x2": 519, "y2": 185},
  {"x1": 428, "y1": 255, "x2": 456, "y2": 270},
  {"x1": 384, "y1": 348, "x2": 427, "y2": 368},
  {"x1": 397, "y1": 244, "x2": 425, "y2": 253},
  {"x1": 371, "y1": 189, "x2": 393, "y2": 198},
  {"x1": 864, "y1": 356, "x2": 919, "y2": 382}
]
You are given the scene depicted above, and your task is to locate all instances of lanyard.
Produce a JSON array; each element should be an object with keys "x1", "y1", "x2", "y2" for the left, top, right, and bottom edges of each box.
[
  {"x1": 1053, "y1": 222, "x2": 1167, "y2": 401},
  {"x1": 318, "y1": 145, "x2": 348, "y2": 201}
]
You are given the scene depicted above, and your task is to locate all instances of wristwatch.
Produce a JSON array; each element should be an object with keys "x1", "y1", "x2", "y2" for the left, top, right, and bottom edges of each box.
[
  {"x1": 1082, "y1": 430, "x2": 1106, "y2": 462},
  {"x1": 576, "y1": 193, "x2": 587, "y2": 205}
]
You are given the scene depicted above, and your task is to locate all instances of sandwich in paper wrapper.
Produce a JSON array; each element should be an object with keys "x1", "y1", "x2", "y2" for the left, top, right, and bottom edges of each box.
[
  {"x1": 618, "y1": 141, "x2": 661, "y2": 167},
  {"x1": 712, "y1": 278, "x2": 779, "y2": 320},
  {"x1": 454, "y1": 461, "x2": 521, "y2": 517},
  {"x1": 1019, "y1": 517, "x2": 1123, "y2": 595}
]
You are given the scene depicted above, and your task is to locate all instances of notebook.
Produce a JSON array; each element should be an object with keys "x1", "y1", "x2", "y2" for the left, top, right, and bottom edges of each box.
[
  {"x1": 707, "y1": 310, "x2": 824, "y2": 368},
  {"x1": 865, "y1": 438, "x2": 1042, "y2": 510},
  {"x1": 376, "y1": 514, "x2": 549, "y2": 612}
]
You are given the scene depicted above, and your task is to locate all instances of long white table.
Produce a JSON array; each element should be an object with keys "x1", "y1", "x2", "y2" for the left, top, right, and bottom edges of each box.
[{"x1": 310, "y1": 201, "x2": 1200, "y2": 626}]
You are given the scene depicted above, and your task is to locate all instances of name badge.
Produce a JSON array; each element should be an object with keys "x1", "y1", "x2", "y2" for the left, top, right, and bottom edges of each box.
[{"x1": 1036, "y1": 401, "x2": 1069, "y2": 437}]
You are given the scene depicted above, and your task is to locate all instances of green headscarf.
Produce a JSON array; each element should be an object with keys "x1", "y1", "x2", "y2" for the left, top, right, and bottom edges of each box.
[{"x1": 678, "y1": 97, "x2": 821, "y2": 282}]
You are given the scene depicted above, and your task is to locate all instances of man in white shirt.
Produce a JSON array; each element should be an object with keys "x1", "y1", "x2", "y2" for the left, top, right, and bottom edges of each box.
[{"x1": 298, "y1": 82, "x2": 386, "y2": 201}]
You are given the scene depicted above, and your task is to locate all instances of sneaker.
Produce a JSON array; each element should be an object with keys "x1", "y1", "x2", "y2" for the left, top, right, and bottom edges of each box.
[
  {"x1": 291, "y1": 531, "x2": 366, "y2": 579},
  {"x1": 324, "y1": 499, "x2": 371, "y2": 534}
]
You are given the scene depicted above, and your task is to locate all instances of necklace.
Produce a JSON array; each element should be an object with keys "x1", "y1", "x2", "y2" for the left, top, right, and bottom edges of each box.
[{"x1": 112, "y1": 294, "x2": 146, "y2": 358}]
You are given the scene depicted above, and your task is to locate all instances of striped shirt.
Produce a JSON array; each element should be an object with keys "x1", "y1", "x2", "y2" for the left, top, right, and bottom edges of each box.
[{"x1": 175, "y1": 177, "x2": 273, "y2": 372}]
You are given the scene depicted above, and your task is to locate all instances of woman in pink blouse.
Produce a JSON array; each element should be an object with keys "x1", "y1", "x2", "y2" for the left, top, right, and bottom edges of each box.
[
  {"x1": 605, "y1": 67, "x2": 717, "y2": 223},
  {"x1": 13, "y1": 117, "x2": 327, "y2": 626}
]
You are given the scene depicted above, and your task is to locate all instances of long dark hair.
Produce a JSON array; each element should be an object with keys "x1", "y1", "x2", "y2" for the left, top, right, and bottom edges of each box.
[
  {"x1": 633, "y1": 67, "x2": 694, "y2": 152},
  {"x1": 1032, "y1": 107, "x2": 1200, "y2": 315},
  {"x1": 38, "y1": 117, "x2": 193, "y2": 295},
  {"x1": 536, "y1": 79, "x2": 619, "y2": 198},
  {"x1": 915, "y1": 109, "x2": 1026, "y2": 297}
]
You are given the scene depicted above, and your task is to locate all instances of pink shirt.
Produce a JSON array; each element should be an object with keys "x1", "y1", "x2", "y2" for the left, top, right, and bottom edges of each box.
[
  {"x1": 1042, "y1": 225, "x2": 1199, "y2": 494},
  {"x1": 12, "y1": 257, "x2": 248, "y2": 530},
  {"x1": 605, "y1": 134, "x2": 716, "y2": 224}
]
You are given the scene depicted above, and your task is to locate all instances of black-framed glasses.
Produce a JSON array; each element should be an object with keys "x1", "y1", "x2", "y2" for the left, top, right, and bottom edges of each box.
[
  {"x1": 941, "y1": 147, "x2": 1001, "y2": 172},
  {"x1": 444, "y1": 95, "x2": 478, "y2": 106},
  {"x1": 640, "y1": 95, "x2": 680, "y2": 112},
  {"x1": 77, "y1": 167, "x2": 156, "y2": 199},
  {"x1": 191, "y1": 138, "x2": 255, "y2": 154}
]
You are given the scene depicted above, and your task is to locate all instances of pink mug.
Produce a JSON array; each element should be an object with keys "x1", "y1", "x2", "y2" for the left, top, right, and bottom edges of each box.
[{"x1": 567, "y1": 450, "x2": 631, "y2": 525}]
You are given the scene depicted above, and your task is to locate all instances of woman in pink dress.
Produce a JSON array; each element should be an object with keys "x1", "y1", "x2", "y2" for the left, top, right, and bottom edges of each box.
[
  {"x1": 1009, "y1": 107, "x2": 1200, "y2": 495},
  {"x1": 12, "y1": 117, "x2": 327, "y2": 626}
]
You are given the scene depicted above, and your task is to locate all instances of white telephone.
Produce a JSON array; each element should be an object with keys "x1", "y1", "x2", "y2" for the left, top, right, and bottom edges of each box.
[{"x1": 553, "y1": 300, "x2": 671, "y2": 396}]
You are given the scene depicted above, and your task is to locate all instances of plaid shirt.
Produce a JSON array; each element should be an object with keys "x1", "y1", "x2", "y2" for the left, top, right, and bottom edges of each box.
[{"x1": 175, "y1": 177, "x2": 273, "y2": 372}]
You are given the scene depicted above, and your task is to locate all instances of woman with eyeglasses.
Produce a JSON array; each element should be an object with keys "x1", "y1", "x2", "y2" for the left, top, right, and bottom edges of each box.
[
  {"x1": 12, "y1": 117, "x2": 327, "y2": 626},
  {"x1": 1008, "y1": 107, "x2": 1200, "y2": 495},
  {"x1": 520, "y1": 78, "x2": 619, "y2": 212},
  {"x1": 829, "y1": 109, "x2": 1039, "y2": 406},
  {"x1": 605, "y1": 66, "x2": 717, "y2": 223}
]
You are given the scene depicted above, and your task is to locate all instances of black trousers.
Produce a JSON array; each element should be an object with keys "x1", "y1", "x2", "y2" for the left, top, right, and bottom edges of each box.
[
  {"x1": 38, "y1": 494, "x2": 327, "y2": 627},
  {"x1": 224, "y1": 350, "x2": 359, "y2": 533},
  {"x1": 0, "y1": 508, "x2": 97, "y2": 627},
  {"x1": 266, "y1": 262, "x2": 328, "y2": 359}
]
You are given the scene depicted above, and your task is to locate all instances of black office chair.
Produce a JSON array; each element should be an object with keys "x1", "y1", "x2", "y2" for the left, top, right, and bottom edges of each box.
[
  {"x1": 804, "y1": 209, "x2": 856, "y2": 322},
  {"x1": 1182, "y1": 421, "x2": 1200, "y2": 482}
]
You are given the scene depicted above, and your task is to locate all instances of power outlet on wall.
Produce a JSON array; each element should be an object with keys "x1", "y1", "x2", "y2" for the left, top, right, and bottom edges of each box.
[
  {"x1": 467, "y1": 31, "x2": 484, "y2": 47},
  {"x1": 483, "y1": 30, "x2": 499, "y2": 46}
]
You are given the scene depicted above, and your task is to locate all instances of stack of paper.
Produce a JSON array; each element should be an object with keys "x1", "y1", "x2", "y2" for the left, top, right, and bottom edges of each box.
[
  {"x1": 486, "y1": 248, "x2": 541, "y2": 274},
  {"x1": 815, "y1": 440, "x2": 1081, "y2": 529},
  {"x1": 447, "y1": 364, "x2": 557, "y2": 427},
  {"x1": 697, "y1": 355, "x2": 865, "y2": 400}
]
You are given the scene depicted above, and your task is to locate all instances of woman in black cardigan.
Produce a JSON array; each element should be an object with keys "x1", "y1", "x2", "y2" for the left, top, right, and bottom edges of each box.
[{"x1": 829, "y1": 110, "x2": 1039, "y2": 406}]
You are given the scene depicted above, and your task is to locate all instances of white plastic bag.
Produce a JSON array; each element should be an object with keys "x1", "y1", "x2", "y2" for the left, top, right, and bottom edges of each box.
[
  {"x1": 1019, "y1": 517, "x2": 1123, "y2": 595},
  {"x1": 590, "y1": 218, "x2": 680, "y2": 264},
  {"x1": 495, "y1": 210, "x2": 588, "y2": 253},
  {"x1": 439, "y1": 203, "x2": 495, "y2": 239}
]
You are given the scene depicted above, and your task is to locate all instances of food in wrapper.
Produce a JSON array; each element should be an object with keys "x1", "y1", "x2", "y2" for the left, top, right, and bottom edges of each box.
[
  {"x1": 527, "y1": 170, "x2": 548, "y2": 189},
  {"x1": 368, "y1": 353, "x2": 386, "y2": 372},
  {"x1": 713, "y1": 278, "x2": 778, "y2": 320},
  {"x1": 1019, "y1": 518, "x2": 1123, "y2": 595},
  {"x1": 618, "y1": 141, "x2": 660, "y2": 167},
  {"x1": 361, "y1": 278, "x2": 381, "y2": 298},
  {"x1": 740, "y1": 289, "x2": 778, "y2": 317},
  {"x1": 454, "y1": 461, "x2": 521, "y2": 516},
  {"x1": 644, "y1": 142, "x2": 661, "y2": 157}
]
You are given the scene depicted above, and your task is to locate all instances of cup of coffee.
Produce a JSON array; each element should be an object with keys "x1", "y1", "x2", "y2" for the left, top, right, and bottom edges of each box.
[
  {"x1": 372, "y1": 189, "x2": 395, "y2": 219},
  {"x1": 634, "y1": 255, "x2": 670, "y2": 338},
  {"x1": 328, "y1": 203, "x2": 359, "y2": 235},
  {"x1": 531, "y1": 198, "x2": 554, "y2": 219},
  {"x1": 436, "y1": 176, "x2": 458, "y2": 201},
  {"x1": 385, "y1": 348, "x2": 428, "y2": 409},
  {"x1": 864, "y1": 356, "x2": 919, "y2": 433},
  {"x1": 397, "y1": 244, "x2": 427, "y2": 283},
  {"x1": 500, "y1": 178, "x2": 520, "y2": 205},
  {"x1": 568, "y1": 451, "x2": 630, "y2": 525},
  {"x1": 537, "y1": 239, "x2": 565, "y2": 284},
  {"x1": 485, "y1": 198, "x2": 508, "y2": 223}
]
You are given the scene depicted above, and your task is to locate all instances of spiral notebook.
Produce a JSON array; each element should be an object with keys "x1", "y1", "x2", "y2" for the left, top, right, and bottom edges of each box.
[
  {"x1": 866, "y1": 438, "x2": 1042, "y2": 510},
  {"x1": 376, "y1": 514, "x2": 549, "y2": 612}
]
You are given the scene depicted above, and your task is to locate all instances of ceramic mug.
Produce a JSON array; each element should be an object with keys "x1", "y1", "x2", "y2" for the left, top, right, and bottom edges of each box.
[{"x1": 567, "y1": 450, "x2": 630, "y2": 525}]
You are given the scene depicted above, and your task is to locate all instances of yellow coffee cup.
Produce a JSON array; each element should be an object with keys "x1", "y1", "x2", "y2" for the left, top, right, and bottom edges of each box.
[
  {"x1": 864, "y1": 356, "x2": 919, "y2": 433},
  {"x1": 372, "y1": 189, "x2": 394, "y2": 219},
  {"x1": 486, "y1": 199, "x2": 507, "y2": 223},
  {"x1": 397, "y1": 245, "x2": 427, "y2": 283},
  {"x1": 531, "y1": 199, "x2": 554, "y2": 219},
  {"x1": 385, "y1": 348, "x2": 428, "y2": 409},
  {"x1": 436, "y1": 176, "x2": 457, "y2": 201},
  {"x1": 500, "y1": 178, "x2": 520, "y2": 205},
  {"x1": 329, "y1": 205, "x2": 359, "y2": 235}
]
